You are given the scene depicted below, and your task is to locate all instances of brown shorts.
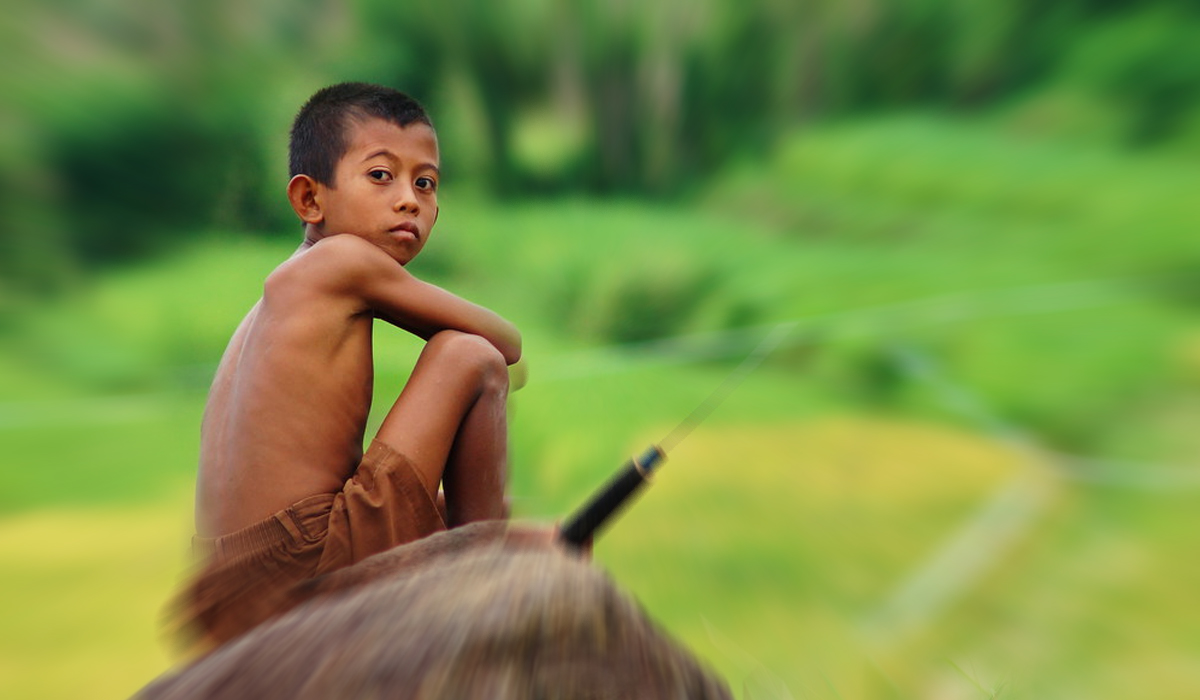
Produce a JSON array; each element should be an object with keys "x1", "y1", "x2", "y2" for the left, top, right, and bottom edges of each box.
[{"x1": 176, "y1": 440, "x2": 447, "y2": 650}]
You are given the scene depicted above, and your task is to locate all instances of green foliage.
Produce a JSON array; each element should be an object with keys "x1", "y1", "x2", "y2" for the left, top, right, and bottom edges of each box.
[
  {"x1": 6, "y1": 115, "x2": 1197, "y2": 465},
  {"x1": 698, "y1": 116, "x2": 1199, "y2": 459},
  {"x1": 1063, "y1": 7, "x2": 1200, "y2": 144},
  {"x1": 47, "y1": 95, "x2": 270, "y2": 263},
  {"x1": 7, "y1": 0, "x2": 1200, "y2": 294},
  {"x1": 549, "y1": 256, "x2": 726, "y2": 344},
  {"x1": 342, "y1": 0, "x2": 1200, "y2": 197},
  {"x1": 3, "y1": 115, "x2": 1200, "y2": 698}
]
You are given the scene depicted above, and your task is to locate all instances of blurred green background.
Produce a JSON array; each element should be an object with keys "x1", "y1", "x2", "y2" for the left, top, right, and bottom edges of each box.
[{"x1": 3, "y1": 0, "x2": 1200, "y2": 697}]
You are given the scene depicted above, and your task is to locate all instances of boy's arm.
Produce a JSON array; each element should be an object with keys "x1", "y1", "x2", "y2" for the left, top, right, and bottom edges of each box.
[{"x1": 315, "y1": 235, "x2": 522, "y2": 364}]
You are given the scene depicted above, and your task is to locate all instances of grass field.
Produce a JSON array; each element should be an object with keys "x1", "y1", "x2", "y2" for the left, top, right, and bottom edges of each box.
[{"x1": 2, "y1": 116, "x2": 1199, "y2": 698}]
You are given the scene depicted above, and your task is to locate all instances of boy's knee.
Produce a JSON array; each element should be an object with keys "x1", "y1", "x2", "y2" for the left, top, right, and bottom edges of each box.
[{"x1": 428, "y1": 330, "x2": 508, "y2": 388}]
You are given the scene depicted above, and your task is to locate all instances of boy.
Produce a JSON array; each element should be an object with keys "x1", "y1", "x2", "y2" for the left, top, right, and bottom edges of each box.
[{"x1": 178, "y1": 82, "x2": 523, "y2": 649}]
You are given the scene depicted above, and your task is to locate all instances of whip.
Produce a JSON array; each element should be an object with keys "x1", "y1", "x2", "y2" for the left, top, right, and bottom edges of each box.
[{"x1": 558, "y1": 322, "x2": 795, "y2": 548}]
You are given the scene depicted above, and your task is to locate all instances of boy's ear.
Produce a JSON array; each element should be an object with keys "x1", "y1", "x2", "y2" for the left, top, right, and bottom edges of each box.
[{"x1": 287, "y1": 174, "x2": 324, "y2": 224}]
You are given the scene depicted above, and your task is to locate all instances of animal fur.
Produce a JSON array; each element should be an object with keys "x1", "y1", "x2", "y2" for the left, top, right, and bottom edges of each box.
[{"x1": 139, "y1": 523, "x2": 731, "y2": 699}]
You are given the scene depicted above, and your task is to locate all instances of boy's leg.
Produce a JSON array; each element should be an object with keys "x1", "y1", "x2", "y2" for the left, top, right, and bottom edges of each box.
[{"x1": 373, "y1": 330, "x2": 510, "y2": 527}]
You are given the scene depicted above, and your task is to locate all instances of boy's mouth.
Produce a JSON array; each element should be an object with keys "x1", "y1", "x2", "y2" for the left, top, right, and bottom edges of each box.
[{"x1": 389, "y1": 222, "x2": 420, "y2": 239}]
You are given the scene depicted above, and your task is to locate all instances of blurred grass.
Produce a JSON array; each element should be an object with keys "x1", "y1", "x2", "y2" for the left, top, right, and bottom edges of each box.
[
  {"x1": 2, "y1": 116, "x2": 1200, "y2": 697},
  {"x1": 0, "y1": 496, "x2": 193, "y2": 700}
]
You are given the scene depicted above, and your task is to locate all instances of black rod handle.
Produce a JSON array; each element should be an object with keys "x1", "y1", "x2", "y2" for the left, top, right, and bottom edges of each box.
[{"x1": 559, "y1": 445, "x2": 665, "y2": 548}]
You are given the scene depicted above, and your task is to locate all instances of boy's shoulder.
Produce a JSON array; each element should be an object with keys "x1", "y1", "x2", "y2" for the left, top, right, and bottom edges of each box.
[
  {"x1": 303, "y1": 234, "x2": 391, "y2": 265},
  {"x1": 273, "y1": 235, "x2": 393, "y2": 279},
  {"x1": 265, "y1": 234, "x2": 396, "y2": 299}
]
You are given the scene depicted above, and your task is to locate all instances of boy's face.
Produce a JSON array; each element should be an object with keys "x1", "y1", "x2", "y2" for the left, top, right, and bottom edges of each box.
[{"x1": 317, "y1": 117, "x2": 440, "y2": 265}]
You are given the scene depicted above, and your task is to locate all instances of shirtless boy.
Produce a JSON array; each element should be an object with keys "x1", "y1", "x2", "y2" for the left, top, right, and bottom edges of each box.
[{"x1": 179, "y1": 82, "x2": 523, "y2": 648}]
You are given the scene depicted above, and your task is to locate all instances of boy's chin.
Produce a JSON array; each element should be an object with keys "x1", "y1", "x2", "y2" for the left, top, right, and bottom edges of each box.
[{"x1": 388, "y1": 249, "x2": 419, "y2": 266}]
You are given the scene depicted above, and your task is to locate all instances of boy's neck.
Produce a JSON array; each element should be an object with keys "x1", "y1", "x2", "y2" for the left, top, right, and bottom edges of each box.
[{"x1": 302, "y1": 225, "x2": 325, "y2": 249}]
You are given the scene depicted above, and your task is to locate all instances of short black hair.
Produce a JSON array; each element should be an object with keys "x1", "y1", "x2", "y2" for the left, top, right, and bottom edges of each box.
[{"x1": 289, "y1": 82, "x2": 432, "y2": 185}]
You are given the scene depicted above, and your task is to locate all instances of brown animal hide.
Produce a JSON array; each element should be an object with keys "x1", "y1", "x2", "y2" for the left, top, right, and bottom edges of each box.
[{"x1": 139, "y1": 523, "x2": 731, "y2": 699}]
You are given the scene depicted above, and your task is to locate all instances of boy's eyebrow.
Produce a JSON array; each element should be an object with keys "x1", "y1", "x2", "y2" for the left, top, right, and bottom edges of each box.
[{"x1": 362, "y1": 149, "x2": 440, "y2": 175}]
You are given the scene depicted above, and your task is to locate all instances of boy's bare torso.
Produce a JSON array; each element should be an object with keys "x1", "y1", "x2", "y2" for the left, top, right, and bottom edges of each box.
[
  {"x1": 195, "y1": 242, "x2": 376, "y2": 537},
  {"x1": 194, "y1": 116, "x2": 520, "y2": 538}
]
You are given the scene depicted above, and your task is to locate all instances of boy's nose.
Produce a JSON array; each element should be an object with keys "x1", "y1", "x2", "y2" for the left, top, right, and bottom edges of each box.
[{"x1": 394, "y1": 190, "x2": 418, "y2": 214}]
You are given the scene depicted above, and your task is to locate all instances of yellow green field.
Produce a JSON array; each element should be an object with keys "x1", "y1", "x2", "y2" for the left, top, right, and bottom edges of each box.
[
  {"x1": 4, "y1": 411, "x2": 1197, "y2": 698},
  {"x1": 0, "y1": 494, "x2": 191, "y2": 699},
  {"x1": 4, "y1": 118, "x2": 1200, "y2": 697}
]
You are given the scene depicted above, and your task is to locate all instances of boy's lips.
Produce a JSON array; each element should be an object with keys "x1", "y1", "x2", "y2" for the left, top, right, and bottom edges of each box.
[{"x1": 389, "y1": 222, "x2": 420, "y2": 238}]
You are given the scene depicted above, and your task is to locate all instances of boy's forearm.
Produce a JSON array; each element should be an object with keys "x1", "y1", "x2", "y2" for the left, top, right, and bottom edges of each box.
[
  {"x1": 463, "y1": 308, "x2": 521, "y2": 365},
  {"x1": 384, "y1": 273, "x2": 522, "y2": 364},
  {"x1": 339, "y1": 241, "x2": 521, "y2": 363},
  {"x1": 424, "y1": 281, "x2": 521, "y2": 364}
]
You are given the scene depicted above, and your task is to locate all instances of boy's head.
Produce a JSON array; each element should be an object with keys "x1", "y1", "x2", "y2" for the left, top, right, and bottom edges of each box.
[
  {"x1": 289, "y1": 82, "x2": 433, "y2": 186},
  {"x1": 287, "y1": 83, "x2": 440, "y2": 265}
]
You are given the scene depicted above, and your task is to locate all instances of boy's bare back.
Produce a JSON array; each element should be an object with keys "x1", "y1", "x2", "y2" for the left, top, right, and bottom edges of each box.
[
  {"x1": 194, "y1": 113, "x2": 520, "y2": 539},
  {"x1": 197, "y1": 238, "x2": 381, "y2": 536}
]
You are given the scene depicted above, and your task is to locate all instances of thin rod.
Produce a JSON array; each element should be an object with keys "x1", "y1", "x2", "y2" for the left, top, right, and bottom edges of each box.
[{"x1": 658, "y1": 321, "x2": 797, "y2": 454}]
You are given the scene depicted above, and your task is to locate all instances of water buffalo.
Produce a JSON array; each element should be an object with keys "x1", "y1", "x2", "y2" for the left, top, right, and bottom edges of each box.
[{"x1": 139, "y1": 522, "x2": 731, "y2": 699}]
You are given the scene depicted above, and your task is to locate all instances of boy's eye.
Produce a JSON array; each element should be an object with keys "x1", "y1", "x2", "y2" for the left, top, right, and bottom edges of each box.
[
  {"x1": 368, "y1": 169, "x2": 392, "y2": 182},
  {"x1": 416, "y1": 176, "x2": 437, "y2": 192}
]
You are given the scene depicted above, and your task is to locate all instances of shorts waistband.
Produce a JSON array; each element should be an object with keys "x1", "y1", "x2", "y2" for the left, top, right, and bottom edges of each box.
[{"x1": 193, "y1": 493, "x2": 337, "y2": 563}]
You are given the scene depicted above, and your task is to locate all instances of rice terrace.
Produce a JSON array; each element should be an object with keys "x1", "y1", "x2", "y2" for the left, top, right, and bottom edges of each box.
[
  {"x1": 3, "y1": 116, "x2": 1199, "y2": 697},
  {"x1": 5, "y1": 0, "x2": 1200, "y2": 694}
]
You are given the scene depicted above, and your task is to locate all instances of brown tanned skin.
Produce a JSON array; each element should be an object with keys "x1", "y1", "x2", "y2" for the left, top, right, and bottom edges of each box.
[{"x1": 194, "y1": 117, "x2": 521, "y2": 538}]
